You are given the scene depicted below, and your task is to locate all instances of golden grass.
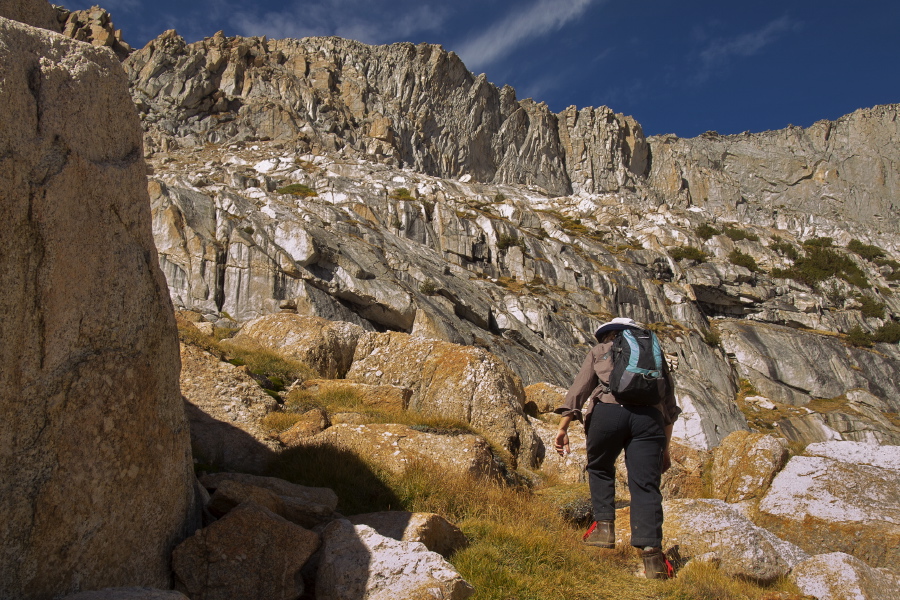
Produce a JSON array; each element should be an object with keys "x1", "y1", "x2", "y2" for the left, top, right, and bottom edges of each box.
[{"x1": 261, "y1": 411, "x2": 303, "y2": 433}]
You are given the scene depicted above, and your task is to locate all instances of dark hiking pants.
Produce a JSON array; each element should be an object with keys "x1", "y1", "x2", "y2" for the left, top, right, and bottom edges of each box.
[{"x1": 585, "y1": 402, "x2": 667, "y2": 548}]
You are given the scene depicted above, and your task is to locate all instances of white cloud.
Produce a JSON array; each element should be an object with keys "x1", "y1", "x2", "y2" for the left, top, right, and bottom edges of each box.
[
  {"x1": 456, "y1": 0, "x2": 599, "y2": 71},
  {"x1": 227, "y1": 0, "x2": 449, "y2": 44},
  {"x1": 697, "y1": 16, "x2": 795, "y2": 76}
]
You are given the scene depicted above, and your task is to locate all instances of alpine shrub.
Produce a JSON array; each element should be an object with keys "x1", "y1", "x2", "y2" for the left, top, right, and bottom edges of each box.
[
  {"x1": 847, "y1": 239, "x2": 885, "y2": 261},
  {"x1": 670, "y1": 246, "x2": 708, "y2": 262},
  {"x1": 873, "y1": 321, "x2": 900, "y2": 344},
  {"x1": 728, "y1": 248, "x2": 759, "y2": 272},
  {"x1": 276, "y1": 183, "x2": 318, "y2": 197},
  {"x1": 857, "y1": 296, "x2": 886, "y2": 319},
  {"x1": 846, "y1": 326, "x2": 874, "y2": 348},
  {"x1": 723, "y1": 225, "x2": 759, "y2": 242},
  {"x1": 696, "y1": 223, "x2": 720, "y2": 241}
]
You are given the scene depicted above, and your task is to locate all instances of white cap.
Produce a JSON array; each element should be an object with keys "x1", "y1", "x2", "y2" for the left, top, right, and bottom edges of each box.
[{"x1": 594, "y1": 317, "x2": 640, "y2": 341}]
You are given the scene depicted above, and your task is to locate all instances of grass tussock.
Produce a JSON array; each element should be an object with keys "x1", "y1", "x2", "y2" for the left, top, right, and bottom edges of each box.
[{"x1": 662, "y1": 561, "x2": 805, "y2": 600}]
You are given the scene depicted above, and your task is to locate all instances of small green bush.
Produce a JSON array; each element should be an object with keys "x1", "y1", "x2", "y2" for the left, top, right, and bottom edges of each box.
[
  {"x1": 696, "y1": 223, "x2": 721, "y2": 241},
  {"x1": 497, "y1": 233, "x2": 526, "y2": 251},
  {"x1": 670, "y1": 246, "x2": 708, "y2": 262},
  {"x1": 276, "y1": 183, "x2": 318, "y2": 197},
  {"x1": 419, "y1": 278, "x2": 438, "y2": 295},
  {"x1": 846, "y1": 326, "x2": 874, "y2": 348},
  {"x1": 847, "y1": 239, "x2": 885, "y2": 261},
  {"x1": 857, "y1": 295, "x2": 886, "y2": 319},
  {"x1": 770, "y1": 237, "x2": 800, "y2": 261},
  {"x1": 390, "y1": 187, "x2": 415, "y2": 200},
  {"x1": 723, "y1": 225, "x2": 759, "y2": 242},
  {"x1": 704, "y1": 329, "x2": 721, "y2": 346},
  {"x1": 873, "y1": 321, "x2": 900, "y2": 344},
  {"x1": 728, "y1": 248, "x2": 759, "y2": 272},
  {"x1": 803, "y1": 236, "x2": 833, "y2": 248}
]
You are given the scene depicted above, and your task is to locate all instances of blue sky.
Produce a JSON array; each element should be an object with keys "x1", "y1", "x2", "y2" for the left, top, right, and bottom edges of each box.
[{"x1": 64, "y1": 0, "x2": 900, "y2": 138}]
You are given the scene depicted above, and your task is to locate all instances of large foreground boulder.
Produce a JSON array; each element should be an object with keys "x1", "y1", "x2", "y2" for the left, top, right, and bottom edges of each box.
[
  {"x1": 660, "y1": 499, "x2": 808, "y2": 583},
  {"x1": 0, "y1": 15, "x2": 196, "y2": 598},
  {"x1": 711, "y1": 431, "x2": 788, "y2": 504},
  {"x1": 756, "y1": 443, "x2": 900, "y2": 571}
]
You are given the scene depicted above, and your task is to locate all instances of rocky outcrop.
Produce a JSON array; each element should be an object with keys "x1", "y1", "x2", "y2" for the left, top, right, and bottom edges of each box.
[
  {"x1": 303, "y1": 423, "x2": 503, "y2": 479},
  {"x1": 57, "y1": 5, "x2": 132, "y2": 60},
  {"x1": 648, "y1": 105, "x2": 900, "y2": 236},
  {"x1": 755, "y1": 442, "x2": 900, "y2": 571},
  {"x1": 180, "y1": 342, "x2": 279, "y2": 473},
  {"x1": 124, "y1": 31, "x2": 647, "y2": 197},
  {"x1": 316, "y1": 520, "x2": 474, "y2": 600},
  {"x1": 231, "y1": 313, "x2": 364, "y2": 378},
  {"x1": 62, "y1": 590, "x2": 189, "y2": 600},
  {"x1": 347, "y1": 332, "x2": 541, "y2": 467},
  {"x1": 0, "y1": 14, "x2": 196, "y2": 598}
]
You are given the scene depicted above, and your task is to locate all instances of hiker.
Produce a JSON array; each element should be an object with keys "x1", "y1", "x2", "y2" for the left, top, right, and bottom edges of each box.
[{"x1": 554, "y1": 317, "x2": 681, "y2": 579}]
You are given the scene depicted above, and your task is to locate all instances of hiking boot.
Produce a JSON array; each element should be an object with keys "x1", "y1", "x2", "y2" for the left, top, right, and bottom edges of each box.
[
  {"x1": 642, "y1": 547, "x2": 675, "y2": 579},
  {"x1": 582, "y1": 520, "x2": 615, "y2": 548}
]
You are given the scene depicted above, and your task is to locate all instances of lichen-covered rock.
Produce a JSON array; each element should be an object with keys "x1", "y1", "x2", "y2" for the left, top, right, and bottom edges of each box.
[
  {"x1": 756, "y1": 452, "x2": 900, "y2": 571},
  {"x1": 172, "y1": 502, "x2": 320, "y2": 600},
  {"x1": 316, "y1": 520, "x2": 474, "y2": 600},
  {"x1": 347, "y1": 332, "x2": 541, "y2": 468},
  {"x1": 304, "y1": 423, "x2": 502, "y2": 479},
  {"x1": 232, "y1": 314, "x2": 365, "y2": 378},
  {"x1": 790, "y1": 552, "x2": 900, "y2": 600},
  {"x1": 0, "y1": 17, "x2": 196, "y2": 597},
  {"x1": 662, "y1": 499, "x2": 808, "y2": 583},
  {"x1": 712, "y1": 431, "x2": 788, "y2": 503},
  {"x1": 348, "y1": 512, "x2": 468, "y2": 558}
]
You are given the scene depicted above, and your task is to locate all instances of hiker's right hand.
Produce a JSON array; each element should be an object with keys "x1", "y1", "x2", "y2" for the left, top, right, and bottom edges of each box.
[{"x1": 554, "y1": 429, "x2": 570, "y2": 456}]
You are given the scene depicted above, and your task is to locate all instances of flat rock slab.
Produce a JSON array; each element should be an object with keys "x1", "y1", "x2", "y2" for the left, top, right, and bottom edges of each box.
[
  {"x1": 756, "y1": 454, "x2": 900, "y2": 571},
  {"x1": 791, "y1": 552, "x2": 900, "y2": 600},
  {"x1": 316, "y1": 520, "x2": 474, "y2": 600}
]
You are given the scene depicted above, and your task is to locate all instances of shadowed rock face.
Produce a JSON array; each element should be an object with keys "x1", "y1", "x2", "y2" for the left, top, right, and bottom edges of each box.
[{"x1": 0, "y1": 12, "x2": 196, "y2": 598}]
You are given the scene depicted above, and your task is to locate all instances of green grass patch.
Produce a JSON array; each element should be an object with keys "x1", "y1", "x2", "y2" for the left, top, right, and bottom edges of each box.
[{"x1": 276, "y1": 183, "x2": 318, "y2": 197}]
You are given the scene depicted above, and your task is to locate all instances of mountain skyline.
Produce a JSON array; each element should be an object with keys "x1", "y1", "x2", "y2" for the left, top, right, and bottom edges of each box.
[{"x1": 63, "y1": 0, "x2": 900, "y2": 139}]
